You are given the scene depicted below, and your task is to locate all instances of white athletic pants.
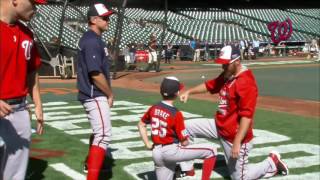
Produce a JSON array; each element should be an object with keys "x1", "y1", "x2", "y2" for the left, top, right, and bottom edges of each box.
[
  {"x1": 193, "y1": 49, "x2": 201, "y2": 62},
  {"x1": 148, "y1": 51, "x2": 157, "y2": 63},
  {"x1": 0, "y1": 102, "x2": 31, "y2": 180},
  {"x1": 152, "y1": 143, "x2": 216, "y2": 180},
  {"x1": 124, "y1": 55, "x2": 131, "y2": 64},
  {"x1": 181, "y1": 118, "x2": 277, "y2": 180},
  {"x1": 82, "y1": 96, "x2": 112, "y2": 150}
]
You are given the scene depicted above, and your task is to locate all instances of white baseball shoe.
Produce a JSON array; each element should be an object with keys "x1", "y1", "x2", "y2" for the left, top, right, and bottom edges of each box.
[{"x1": 269, "y1": 151, "x2": 289, "y2": 176}]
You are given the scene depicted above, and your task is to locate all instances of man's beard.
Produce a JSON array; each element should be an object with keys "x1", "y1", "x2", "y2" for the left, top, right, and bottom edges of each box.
[{"x1": 223, "y1": 69, "x2": 235, "y2": 79}]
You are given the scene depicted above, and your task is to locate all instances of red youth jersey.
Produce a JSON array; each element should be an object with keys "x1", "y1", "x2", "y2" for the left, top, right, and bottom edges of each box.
[
  {"x1": 0, "y1": 20, "x2": 41, "y2": 100},
  {"x1": 141, "y1": 102, "x2": 189, "y2": 145},
  {"x1": 205, "y1": 68, "x2": 258, "y2": 143}
]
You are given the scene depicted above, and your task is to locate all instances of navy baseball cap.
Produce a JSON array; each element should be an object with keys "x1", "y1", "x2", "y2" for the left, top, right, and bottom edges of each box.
[
  {"x1": 215, "y1": 45, "x2": 240, "y2": 64},
  {"x1": 160, "y1": 76, "x2": 184, "y2": 97},
  {"x1": 87, "y1": 3, "x2": 114, "y2": 19}
]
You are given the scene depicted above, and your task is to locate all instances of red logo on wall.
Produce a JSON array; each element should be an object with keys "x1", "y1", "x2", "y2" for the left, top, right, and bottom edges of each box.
[{"x1": 267, "y1": 18, "x2": 293, "y2": 44}]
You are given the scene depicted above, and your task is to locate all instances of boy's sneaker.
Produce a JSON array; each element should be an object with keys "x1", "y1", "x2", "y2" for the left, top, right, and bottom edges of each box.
[
  {"x1": 175, "y1": 167, "x2": 195, "y2": 178},
  {"x1": 82, "y1": 162, "x2": 88, "y2": 174}
]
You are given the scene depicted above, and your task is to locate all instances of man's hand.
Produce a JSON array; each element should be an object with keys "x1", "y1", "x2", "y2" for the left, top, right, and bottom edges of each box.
[
  {"x1": 180, "y1": 139, "x2": 189, "y2": 146},
  {"x1": 231, "y1": 141, "x2": 241, "y2": 159},
  {"x1": 231, "y1": 117, "x2": 251, "y2": 159},
  {"x1": 108, "y1": 95, "x2": 114, "y2": 108},
  {"x1": 90, "y1": 72, "x2": 113, "y2": 105},
  {"x1": 180, "y1": 91, "x2": 190, "y2": 103},
  {"x1": 179, "y1": 84, "x2": 207, "y2": 103},
  {"x1": 0, "y1": 100, "x2": 12, "y2": 118},
  {"x1": 34, "y1": 106, "x2": 44, "y2": 135}
]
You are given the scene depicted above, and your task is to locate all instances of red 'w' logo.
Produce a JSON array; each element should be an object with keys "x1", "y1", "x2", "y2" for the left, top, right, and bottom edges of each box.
[{"x1": 267, "y1": 18, "x2": 293, "y2": 44}]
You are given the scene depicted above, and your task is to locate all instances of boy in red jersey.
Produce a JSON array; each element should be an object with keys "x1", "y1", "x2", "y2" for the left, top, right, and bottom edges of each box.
[
  {"x1": 138, "y1": 76, "x2": 217, "y2": 180},
  {"x1": 0, "y1": 0, "x2": 46, "y2": 179},
  {"x1": 180, "y1": 45, "x2": 289, "y2": 179}
]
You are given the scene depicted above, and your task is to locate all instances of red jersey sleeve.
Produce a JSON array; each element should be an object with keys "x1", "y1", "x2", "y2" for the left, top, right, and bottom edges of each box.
[
  {"x1": 27, "y1": 39, "x2": 42, "y2": 73},
  {"x1": 141, "y1": 106, "x2": 152, "y2": 124},
  {"x1": 236, "y1": 72, "x2": 258, "y2": 119},
  {"x1": 205, "y1": 73, "x2": 225, "y2": 94},
  {"x1": 174, "y1": 111, "x2": 189, "y2": 141}
]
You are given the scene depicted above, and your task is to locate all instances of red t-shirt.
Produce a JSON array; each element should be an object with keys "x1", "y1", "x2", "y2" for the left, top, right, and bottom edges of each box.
[
  {"x1": 141, "y1": 102, "x2": 189, "y2": 145},
  {"x1": 205, "y1": 68, "x2": 258, "y2": 143},
  {"x1": 0, "y1": 20, "x2": 41, "y2": 99}
]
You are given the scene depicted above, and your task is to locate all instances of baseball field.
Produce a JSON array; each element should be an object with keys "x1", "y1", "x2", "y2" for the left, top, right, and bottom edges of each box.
[{"x1": 27, "y1": 59, "x2": 319, "y2": 180}]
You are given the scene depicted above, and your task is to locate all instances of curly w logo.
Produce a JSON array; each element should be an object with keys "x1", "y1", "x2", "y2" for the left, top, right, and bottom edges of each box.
[
  {"x1": 267, "y1": 18, "x2": 293, "y2": 44},
  {"x1": 21, "y1": 40, "x2": 33, "y2": 61}
]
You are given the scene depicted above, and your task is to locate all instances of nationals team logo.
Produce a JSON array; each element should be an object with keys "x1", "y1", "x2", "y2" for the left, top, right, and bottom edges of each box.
[
  {"x1": 21, "y1": 40, "x2": 33, "y2": 60},
  {"x1": 267, "y1": 18, "x2": 293, "y2": 44},
  {"x1": 218, "y1": 87, "x2": 228, "y2": 116}
]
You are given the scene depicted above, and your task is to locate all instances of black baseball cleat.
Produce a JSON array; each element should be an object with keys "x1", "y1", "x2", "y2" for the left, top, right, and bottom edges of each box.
[
  {"x1": 82, "y1": 159, "x2": 112, "y2": 174},
  {"x1": 82, "y1": 162, "x2": 88, "y2": 174},
  {"x1": 174, "y1": 165, "x2": 195, "y2": 179}
]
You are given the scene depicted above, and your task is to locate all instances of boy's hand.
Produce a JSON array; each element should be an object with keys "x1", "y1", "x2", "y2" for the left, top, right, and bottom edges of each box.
[
  {"x1": 146, "y1": 143, "x2": 154, "y2": 150},
  {"x1": 180, "y1": 139, "x2": 189, "y2": 146}
]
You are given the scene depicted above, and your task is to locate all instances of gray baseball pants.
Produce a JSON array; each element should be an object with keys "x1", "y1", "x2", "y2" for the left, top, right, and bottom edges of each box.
[
  {"x1": 0, "y1": 102, "x2": 31, "y2": 180},
  {"x1": 82, "y1": 96, "x2": 112, "y2": 150},
  {"x1": 181, "y1": 118, "x2": 277, "y2": 180},
  {"x1": 152, "y1": 143, "x2": 216, "y2": 180}
]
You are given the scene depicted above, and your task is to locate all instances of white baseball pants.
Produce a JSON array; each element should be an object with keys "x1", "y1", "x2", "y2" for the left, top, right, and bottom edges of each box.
[
  {"x1": 82, "y1": 96, "x2": 112, "y2": 150},
  {"x1": 148, "y1": 51, "x2": 157, "y2": 63},
  {"x1": 0, "y1": 102, "x2": 31, "y2": 180},
  {"x1": 181, "y1": 118, "x2": 277, "y2": 180},
  {"x1": 152, "y1": 143, "x2": 216, "y2": 180}
]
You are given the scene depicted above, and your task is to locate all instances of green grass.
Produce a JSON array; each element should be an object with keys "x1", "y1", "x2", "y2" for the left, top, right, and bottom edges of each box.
[{"x1": 25, "y1": 86, "x2": 320, "y2": 179}]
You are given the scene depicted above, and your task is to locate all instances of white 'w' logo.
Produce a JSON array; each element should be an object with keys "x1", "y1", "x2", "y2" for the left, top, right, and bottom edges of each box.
[{"x1": 21, "y1": 40, "x2": 33, "y2": 60}]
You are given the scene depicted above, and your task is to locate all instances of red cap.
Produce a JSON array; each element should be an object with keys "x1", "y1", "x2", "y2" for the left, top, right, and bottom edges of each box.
[
  {"x1": 87, "y1": 3, "x2": 114, "y2": 18},
  {"x1": 34, "y1": 0, "x2": 47, "y2": 4}
]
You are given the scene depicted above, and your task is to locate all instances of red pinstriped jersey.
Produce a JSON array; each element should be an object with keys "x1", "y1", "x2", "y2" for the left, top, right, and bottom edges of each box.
[
  {"x1": 141, "y1": 101, "x2": 189, "y2": 145},
  {"x1": 205, "y1": 68, "x2": 257, "y2": 143},
  {"x1": 0, "y1": 20, "x2": 41, "y2": 99}
]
